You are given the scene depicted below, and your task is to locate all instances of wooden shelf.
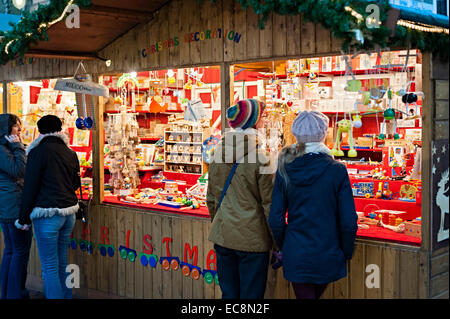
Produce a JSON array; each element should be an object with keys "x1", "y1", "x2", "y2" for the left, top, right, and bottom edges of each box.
[
  {"x1": 108, "y1": 87, "x2": 149, "y2": 92},
  {"x1": 165, "y1": 161, "x2": 202, "y2": 165},
  {"x1": 254, "y1": 66, "x2": 415, "y2": 79},
  {"x1": 166, "y1": 152, "x2": 202, "y2": 155},
  {"x1": 165, "y1": 131, "x2": 203, "y2": 134},
  {"x1": 140, "y1": 137, "x2": 161, "y2": 142},
  {"x1": 340, "y1": 147, "x2": 383, "y2": 152},
  {"x1": 165, "y1": 141, "x2": 203, "y2": 145},
  {"x1": 105, "y1": 110, "x2": 183, "y2": 114}
]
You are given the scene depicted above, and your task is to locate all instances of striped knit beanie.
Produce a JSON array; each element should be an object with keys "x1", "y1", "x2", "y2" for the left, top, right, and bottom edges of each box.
[
  {"x1": 291, "y1": 111, "x2": 329, "y2": 143},
  {"x1": 226, "y1": 99, "x2": 265, "y2": 129}
]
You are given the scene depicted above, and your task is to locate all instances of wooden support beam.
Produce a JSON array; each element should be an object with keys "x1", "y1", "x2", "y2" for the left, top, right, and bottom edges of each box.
[
  {"x1": 421, "y1": 52, "x2": 432, "y2": 252},
  {"x1": 92, "y1": 75, "x2": 105, "y2": 204},
  {"x1": 220, "y1": 62, "x2": 233, "y2": 134},
  {"x1": 2, "y1": 82, "x2": 7, "y2": 114},
  {"x1": 24, "y1": 50, "x2": 96, "y2": 61},
  {"x1": 81, "y1": 5, "x2": 155, "y2": 23}
]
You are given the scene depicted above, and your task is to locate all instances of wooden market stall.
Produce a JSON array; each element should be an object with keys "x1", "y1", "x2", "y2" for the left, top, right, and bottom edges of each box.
[{"x1": 0, "y1": 0, "x2": 448, "y2": 299}]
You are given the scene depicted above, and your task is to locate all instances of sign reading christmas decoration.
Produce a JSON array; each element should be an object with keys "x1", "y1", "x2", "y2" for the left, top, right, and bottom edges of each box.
[{"x1": 141, "y1": 28, "x2": 242, "y2": 58}]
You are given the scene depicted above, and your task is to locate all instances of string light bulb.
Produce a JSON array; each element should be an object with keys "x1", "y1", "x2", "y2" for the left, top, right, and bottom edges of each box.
[
  {"x1": 12, "y1": 0, "x2": 26, "y2": 10},
  {"x1": 4, "y1": 0, "x2": 75, "y2": 54}
]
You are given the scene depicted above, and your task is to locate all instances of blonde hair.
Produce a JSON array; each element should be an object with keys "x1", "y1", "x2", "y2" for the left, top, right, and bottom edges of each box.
[{"x1": 278, "y1": 142, "x2": 306, "y2": 188}]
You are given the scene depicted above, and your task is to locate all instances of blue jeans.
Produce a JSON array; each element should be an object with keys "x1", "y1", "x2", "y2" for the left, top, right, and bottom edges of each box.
[
  {"x1": 0, "y1": 221, "x2": 32, "y2": 299},
  {"x1": 214, "y1": 244, "x2": 270, "y2": 299},
  {"x1": 33, "y1": 214, "x2": 76, "y2": 299}
]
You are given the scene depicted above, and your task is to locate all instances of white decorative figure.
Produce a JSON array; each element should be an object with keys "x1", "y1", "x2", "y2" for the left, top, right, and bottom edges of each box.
[{"x1": 437, "y1": 169, "x2": 449, "y2": 242}]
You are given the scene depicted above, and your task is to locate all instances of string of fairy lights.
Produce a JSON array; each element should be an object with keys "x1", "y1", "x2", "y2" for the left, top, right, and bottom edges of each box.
[
  {"x1": 397, "y1": 19, "x2": 449, "y2": 34},
  {"x1": 0, "y1": 1, "x2": 448, "y2": 61},
  {"x1": 345, "y1": 5, "x2": 448, "y2": 34},
  {"x1": 2, "y1": 0, "x2": 75, "y2": 55}
]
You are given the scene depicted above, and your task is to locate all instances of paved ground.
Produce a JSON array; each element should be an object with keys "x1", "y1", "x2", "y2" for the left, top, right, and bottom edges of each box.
[{"x1": 22, "y1": 274, "x2": 126, "y2": 299}]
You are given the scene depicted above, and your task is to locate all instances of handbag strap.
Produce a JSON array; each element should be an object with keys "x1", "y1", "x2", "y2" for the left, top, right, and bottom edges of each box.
[
  {"x1": 79, "y1": 174, "x2": 83, "y2": 201},
  {"x1": 217, "y1": 162, "x2": 239, "y2": 211}
]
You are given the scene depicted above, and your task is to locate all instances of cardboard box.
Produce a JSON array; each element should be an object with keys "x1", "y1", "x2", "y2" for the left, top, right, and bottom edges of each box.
[
  {"x1": 357, "y1": 136, "x2": 374, "y2": 147},
  {"x1": 384, "y1": 139, "x2": 408, "y2": 147}
]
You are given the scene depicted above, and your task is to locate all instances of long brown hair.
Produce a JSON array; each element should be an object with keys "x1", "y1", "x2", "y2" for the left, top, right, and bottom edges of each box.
[{"x1": 278, "y1": 142, "x2": 306, "y2": 188}]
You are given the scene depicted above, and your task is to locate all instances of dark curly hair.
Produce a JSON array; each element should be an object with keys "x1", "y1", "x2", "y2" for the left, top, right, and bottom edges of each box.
[{"x1": 8, "y1": 114, "x2": 22, "y2": 135}]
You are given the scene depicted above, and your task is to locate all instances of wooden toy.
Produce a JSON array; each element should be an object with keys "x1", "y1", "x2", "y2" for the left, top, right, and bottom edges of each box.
[
  {"x1": 404, "y1": 220, "x2": 421, "y2": 238},
  {"x1": 389, "y1": 214, "x2": 396, "y2": 226},
  {"x1": 354, "y1": 182, "x2": 374, "y2": 197},
  {"x1": 375, "y1": 182, "x2": 383, "y2": 199},
  {"x1": 158, "y1": 200, "x2": 182, "y2": 208},
  {"x1": 399, "y1": 184, "x2": 418, "y2": 201},
  {"x1": 382, "y1": 182, "x2": 392, "y2": 199},
  {"x1": 164, "y1": 181, "x2": 178, "y2": 194},
  {"x1": 330, "y1": 118, "x2": 357, "y2": 157},
  {"x1": 358, "y1": 216, "x2": 379, "y2": 225}
]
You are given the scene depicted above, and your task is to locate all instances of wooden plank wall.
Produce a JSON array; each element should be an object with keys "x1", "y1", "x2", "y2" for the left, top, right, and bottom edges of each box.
[
  {"x1": 0, "y1": 0, "x2": 342, "y2": 82},
  {"x1": 0, "y1": 205, "x2": 433, "y2": 299},
  {"x1": 429, "y1": 53, "x2": 449, "y2": 299}
]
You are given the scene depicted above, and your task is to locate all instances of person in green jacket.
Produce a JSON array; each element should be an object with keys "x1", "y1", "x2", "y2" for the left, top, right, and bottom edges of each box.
[{"x1": 207, "y1": 99, "x2": 274, "y2": 299}]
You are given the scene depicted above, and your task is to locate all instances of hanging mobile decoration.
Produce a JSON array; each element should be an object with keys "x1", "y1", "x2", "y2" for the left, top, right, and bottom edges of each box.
[
  {"x1": 396, "y1": 49, "x2": 424, "y2": 119},
  {"x1": 54, "y1": 61, "x2": 109, "y2": 130}
]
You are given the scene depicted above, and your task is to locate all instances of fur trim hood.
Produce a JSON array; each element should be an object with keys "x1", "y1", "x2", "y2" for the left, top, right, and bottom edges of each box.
[
  {"x1": 26, "y1": 131, "x2": 70, "y2": 155},
  {"x1": 29, "y1": 203, "x2": 79, "y2": 220}
]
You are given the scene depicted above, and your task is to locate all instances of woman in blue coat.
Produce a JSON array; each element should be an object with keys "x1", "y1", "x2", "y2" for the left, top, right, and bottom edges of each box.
[
  {"x1": 0, "y1": 114, "x2": 31, "y2": 299},
  {"x1": 268, "y1": 111, "x2": 358, "y2": 299}
]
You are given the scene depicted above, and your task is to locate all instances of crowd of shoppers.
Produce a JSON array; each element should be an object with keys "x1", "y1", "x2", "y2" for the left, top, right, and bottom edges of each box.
[{"x1": 0, "y1": 103, "x2": 357, "y2": 300}]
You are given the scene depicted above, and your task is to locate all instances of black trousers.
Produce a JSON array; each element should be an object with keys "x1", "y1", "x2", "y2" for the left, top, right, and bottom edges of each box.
[{"x1": 214, "y1": 244, "x2": 270, "y2": 299}]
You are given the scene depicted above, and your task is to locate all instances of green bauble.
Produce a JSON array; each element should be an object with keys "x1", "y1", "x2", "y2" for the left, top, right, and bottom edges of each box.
[
  {"x1": 383, "y1": 109, "x2": 396, "y2": 121},
  {"x1": 378, "y1": 133, "x2": 386, "y2": 140},
  {"x1": 394, "y1": 133, "x2": 400, "y2": 140}
]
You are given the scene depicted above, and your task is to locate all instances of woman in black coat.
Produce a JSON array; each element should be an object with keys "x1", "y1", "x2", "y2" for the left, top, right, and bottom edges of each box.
[
  {"x1": 0, "y1": 114, "x2": 31, "y2": 299},
  {"x1": 17, "y1": 115, "x2": 81, "y2": 299}
]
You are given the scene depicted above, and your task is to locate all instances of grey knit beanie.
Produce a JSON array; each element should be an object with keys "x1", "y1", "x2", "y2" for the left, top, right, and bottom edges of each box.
[{"x1": 291, "y1": 111, "x2": 329, "y2": 143}]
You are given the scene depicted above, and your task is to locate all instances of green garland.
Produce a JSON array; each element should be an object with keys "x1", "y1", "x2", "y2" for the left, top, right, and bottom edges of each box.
[
  {"x1": 1, "y1": 0, "x2": 448, "y2": 66},
  {"x1": 0, "y1": 0, "x2": 92, "y2": 65},
  {"x1": 233, "y1": 0, "x2": 449, "y2": 60}
]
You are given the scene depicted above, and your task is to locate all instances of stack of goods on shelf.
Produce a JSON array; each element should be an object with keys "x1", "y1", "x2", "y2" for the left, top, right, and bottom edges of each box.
[{"x1": 105, "y1": 107, "x2": 141, "y2": 195}]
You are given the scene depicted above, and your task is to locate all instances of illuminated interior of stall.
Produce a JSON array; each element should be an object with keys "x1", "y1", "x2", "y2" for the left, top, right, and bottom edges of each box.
[
  {"x1": 99, "y1": 66, "x2": 222, "y2": 217},
  {"x1": 231, "y1": 50, "x2": 423, "y2": 246},
  {"x1": 7, "y1": 50, "x2": 424, "y2": 245},
  {"x1": 9, "y1": 79, "x2": 93, "y2": 199}
]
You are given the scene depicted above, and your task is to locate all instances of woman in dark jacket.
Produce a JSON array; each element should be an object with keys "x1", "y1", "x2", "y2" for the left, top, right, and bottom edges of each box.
[
  {"x1": 268, "y1": 111, "x2": 358, "y2": 299},
  {"x1": 0, "y1": 114, "x2": 31, "y2": 299},
  {"x1": 17, "y1": 115, "x2": 81, "y2": 299}
]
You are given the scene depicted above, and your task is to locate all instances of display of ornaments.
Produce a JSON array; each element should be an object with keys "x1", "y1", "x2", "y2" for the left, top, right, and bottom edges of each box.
[{"x1": 105, "y1": 107, "x2": 141, "y2": 195}]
